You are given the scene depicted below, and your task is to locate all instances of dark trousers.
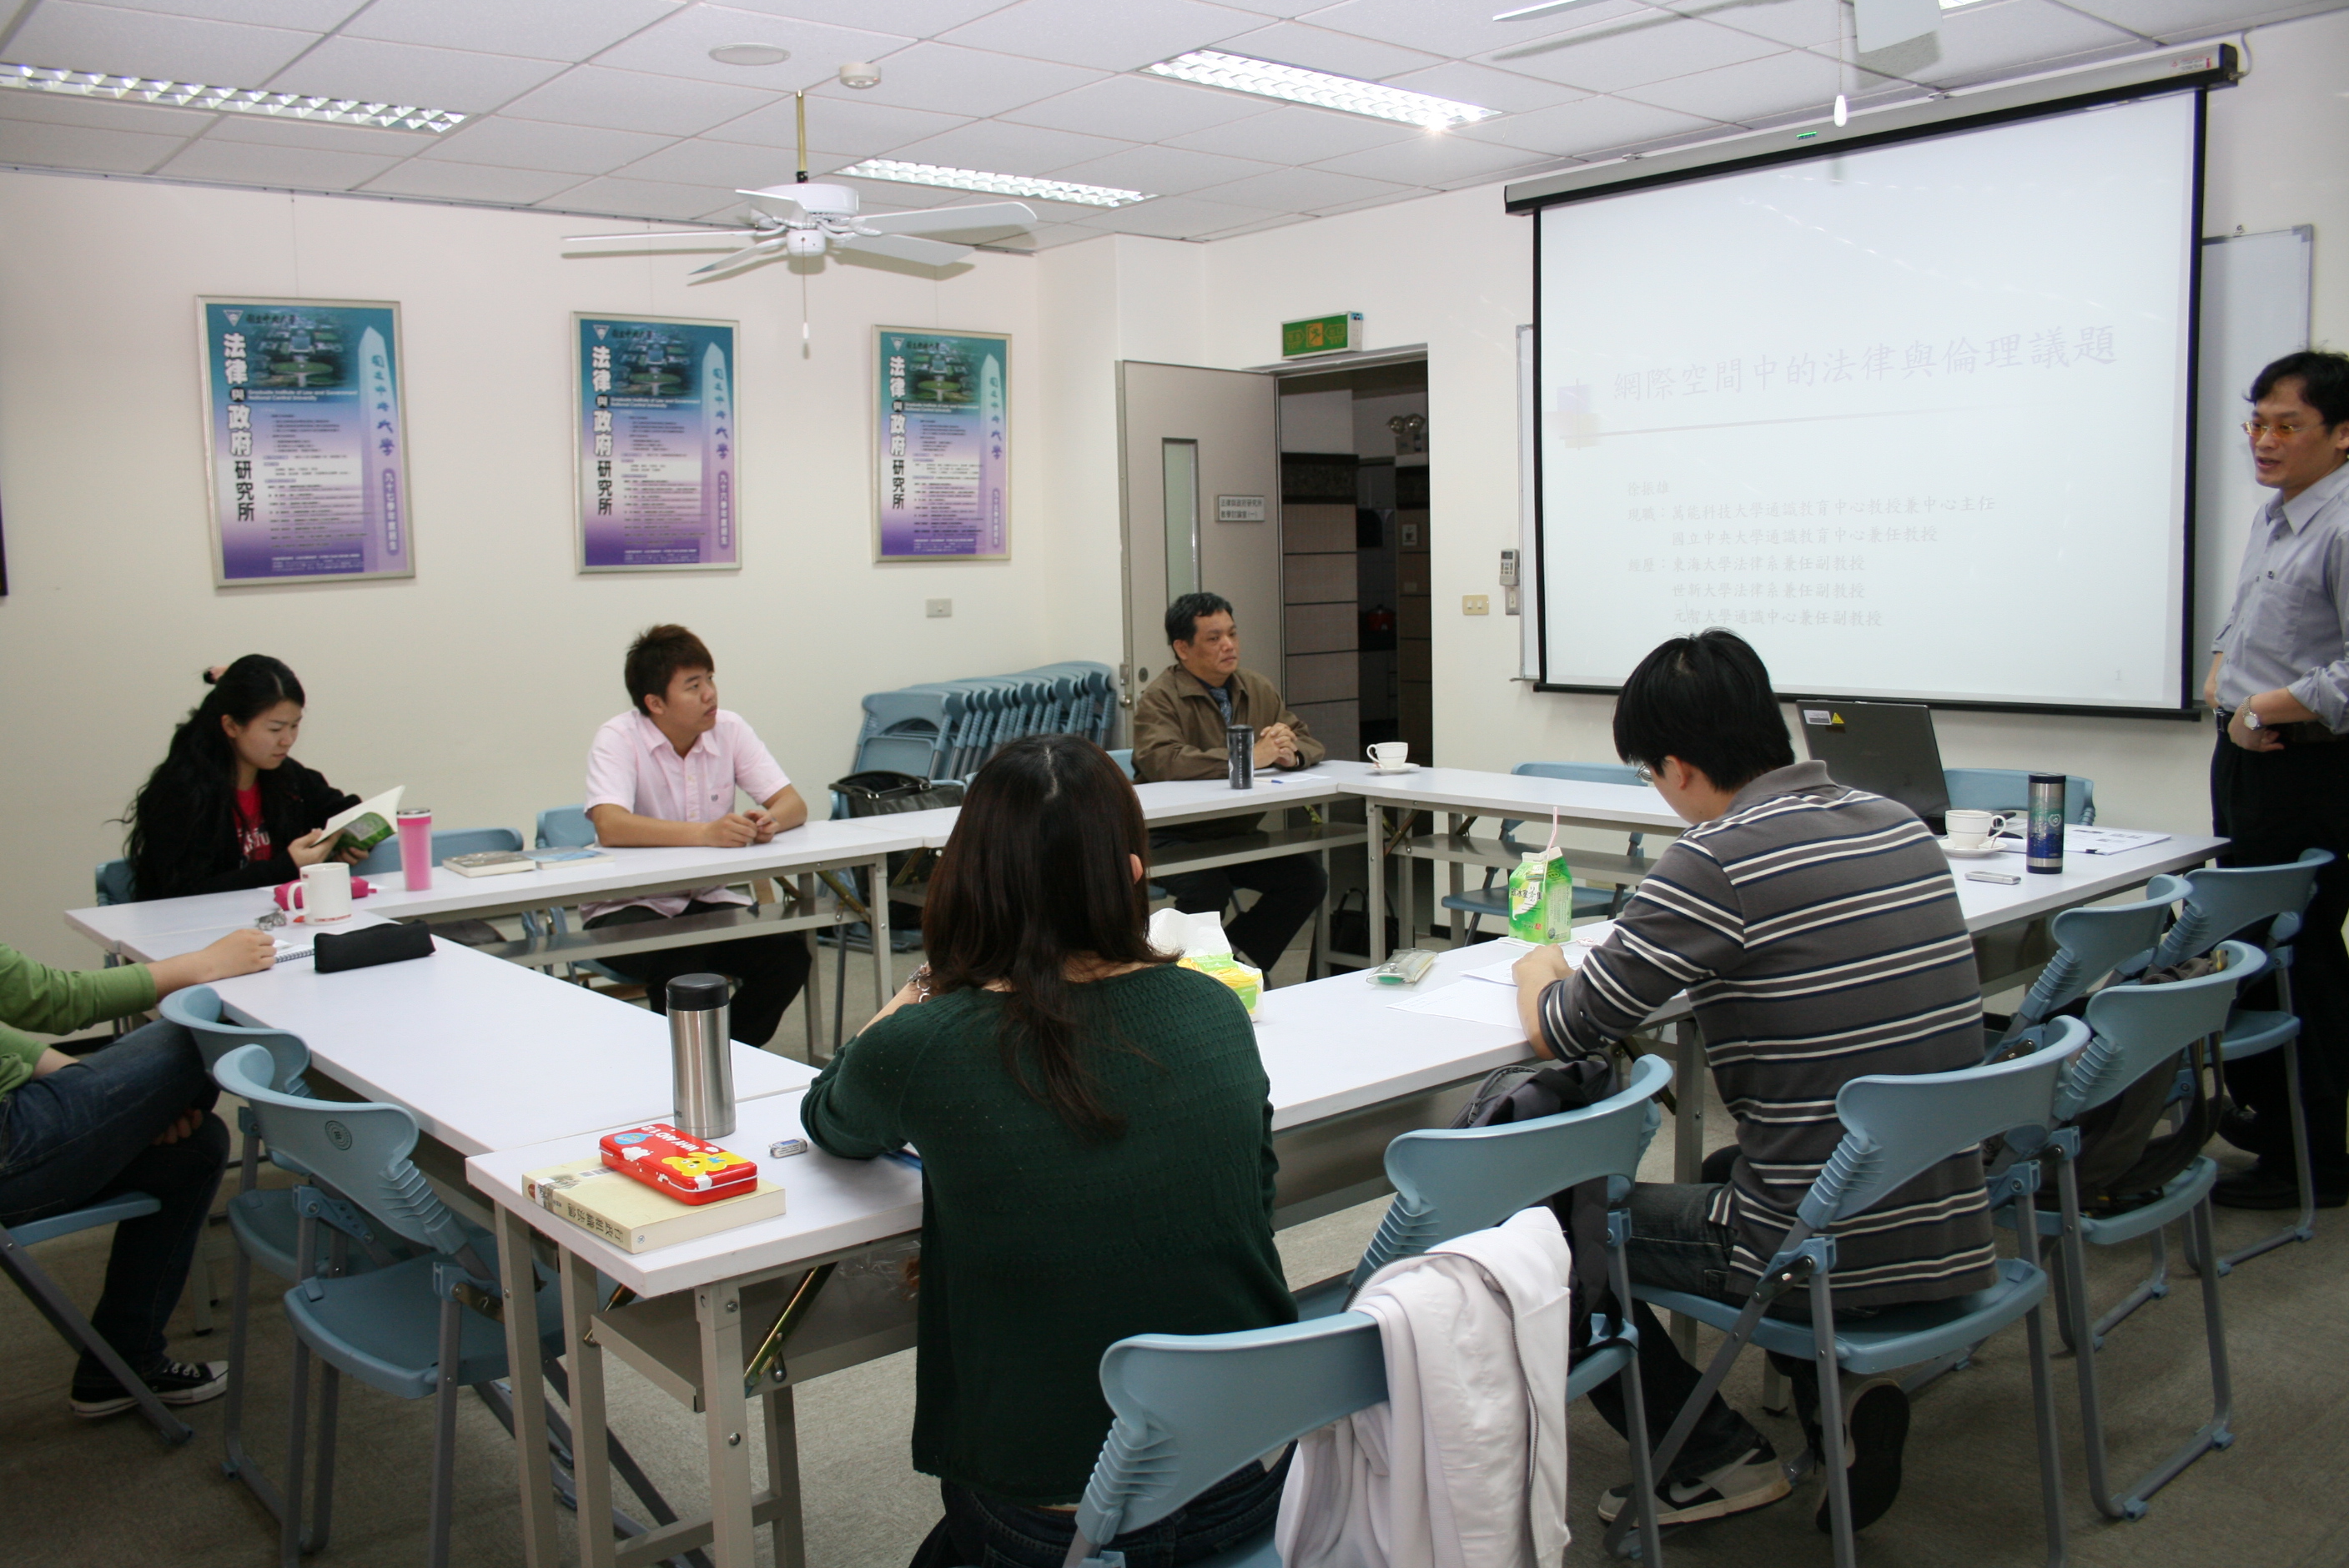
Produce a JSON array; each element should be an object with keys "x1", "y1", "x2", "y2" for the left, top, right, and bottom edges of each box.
[
  {"x1": 0, "y1": 1021, "x2": 229, "y2": 1385},
  {"x1": 584, "y1": 900, "x2": 813, "y2": 1048},
  {"x1": 1151, "y1": 842, "x2": 1327, "y2": 973},
  {"x1": 2211, "y1": 728, "x2": 2349, "y2": 1182},
  {"x1": 907, "y1": 1455, "x2": 1291, "y2": 1568}
]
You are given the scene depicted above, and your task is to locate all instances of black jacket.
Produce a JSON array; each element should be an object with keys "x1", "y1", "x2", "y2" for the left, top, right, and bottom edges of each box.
[{"x1": 131, "y1": 758, "x2": 360, "y2": 901}]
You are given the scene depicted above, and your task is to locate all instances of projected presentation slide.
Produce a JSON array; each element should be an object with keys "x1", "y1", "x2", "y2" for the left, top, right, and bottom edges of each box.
[{"x1": 1536, "y1": 91, "x2": 2197, "y2": 711}]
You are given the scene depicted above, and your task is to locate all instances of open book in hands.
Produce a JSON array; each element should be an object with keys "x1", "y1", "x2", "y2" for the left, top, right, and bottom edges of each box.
[{"x1": 319, "y1": 787, "x2": 403, "y2": 856}]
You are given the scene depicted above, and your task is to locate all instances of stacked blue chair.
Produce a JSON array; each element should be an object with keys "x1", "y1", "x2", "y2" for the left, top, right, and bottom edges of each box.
[
  {"x1": 2147, "y1": 848, "x2": 2335, "y2": 1269},
  {"x1": 857, "y1": 660, "x2": 1118, "y2": 782},
  {"x1": 1440, "y1": 761, "x2": 1652, "y2": 937}
]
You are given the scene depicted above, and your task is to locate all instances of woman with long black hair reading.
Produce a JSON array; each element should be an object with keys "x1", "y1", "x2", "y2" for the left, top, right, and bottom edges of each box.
[
  {"x1": 801, "y1": 733, "x2": 1296, "y2": 1568},
  {"x1": 123, "y1": 656, "x2": 364, "y2": 902}
]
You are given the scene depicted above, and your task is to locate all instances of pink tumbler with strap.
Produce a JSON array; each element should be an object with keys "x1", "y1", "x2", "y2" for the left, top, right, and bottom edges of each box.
[{"x1": 395, "y1": 809, "x2": 434, "y2": 892}]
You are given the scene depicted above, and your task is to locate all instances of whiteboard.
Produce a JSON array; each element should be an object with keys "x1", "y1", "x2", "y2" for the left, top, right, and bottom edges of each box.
[{"x1": 2194, "y1": 227, "x2": 2314, "y2": 661}]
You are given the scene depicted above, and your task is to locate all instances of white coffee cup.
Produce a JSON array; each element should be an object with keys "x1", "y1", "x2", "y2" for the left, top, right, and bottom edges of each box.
[
  {"x1": 1366, "y1": 741, "x2": 1410, "y2": 771},
  {"x1": 287, "y1": 861, "x2": 353, "y2": 922},
  {"x1": 1944, "y1": 809, "x2": 2012, "y2": 850}
]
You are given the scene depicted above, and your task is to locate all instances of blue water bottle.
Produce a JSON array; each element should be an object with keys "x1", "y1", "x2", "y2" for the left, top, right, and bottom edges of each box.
[{"x1": 2025, "y1": 773, "x2": 2065, "y2": 876}]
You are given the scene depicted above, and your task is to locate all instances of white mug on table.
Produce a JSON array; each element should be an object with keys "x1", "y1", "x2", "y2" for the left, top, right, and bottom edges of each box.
[
  {"x1": 1944, "y1": 809, "x2": 2011, "y2": 850},
  {"x1": 285, "y1": 861, "x2": 353, "y2": 922},
  {"x1": 1366, "y1": 741, "x2": 1410, "y2": 772}
]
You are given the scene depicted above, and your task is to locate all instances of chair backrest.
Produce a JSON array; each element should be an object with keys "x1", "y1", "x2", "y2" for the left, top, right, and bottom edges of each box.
[
  {"x1": 2153, "y1": 849, "x2": 2333, "y2": 968},
  {"x1": 2061, "y1": 941, "x2": 2263, "y2": 1119},
  {"x1": 1351, "y1": 1053, "x2": 1671, "y2": 1289},
  {"x1": 212, "y1": 1044, "x2": 473, "y2": 1259},
  {"x1": 2000, "y1": 872, "x2": 2186, "y2": 1038},
  {"x1": 1107, "y1": 747, "x2": 1137, "y2": 780},
  {"x1": 94, "y1": 859, "x2": 136, "y2": 906},
  {"x1": 1077, "y1": 1314, "x2": 1387, "y2": 1546},
  {"x1": 351, "y1": 826, "x2": 523, "y2": 878},
  {"x1": 853, "y1": 731, "x2": 949, "y2": 779},
  {"x1": 159, "y1": 985, "x2": 312, "y2": 1095},
  {"x1": 536, "y1": 805, "x2": 599, "y2": 850},
  {"x1": 1943, "y1": 767, "x2": 2097, "y2": 825},
  {"x1": 1798, "y1": 1021, "x2": 2085, "y2": 1233},
  {"x1": 1502, "y1": 761, "x2": 1650, "y2": 856}
]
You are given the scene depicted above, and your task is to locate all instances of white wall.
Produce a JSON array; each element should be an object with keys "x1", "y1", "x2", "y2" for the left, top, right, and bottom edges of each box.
[{"x1": 0, "y1": 173, "x2": 1059, "y2": 968}]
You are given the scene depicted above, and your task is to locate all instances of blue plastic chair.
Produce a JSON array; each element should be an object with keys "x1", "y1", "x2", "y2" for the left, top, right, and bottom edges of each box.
[
  {"x1": 1992, "y1": 873, "x2": 2186, "y2": 1047},
  {"x1": 533, "y1": 807, "x2": 631, "y2": 987},
  {"x1": 1107, "y1": 747, "x2": 1136, "y2": 781},
  {"x1": 1632, "y1": 1025, "x2": 2083, "y2": 1568},
  {"x1": 349, "y1": 825, "x2": 523, "y2": 879},
  {"x1": 1943, "y1": 768, "x2": 2097, "y2": 825},
  {"x1": 95, "y1": 858, "x2": 137, "y2": 905},
  {"x1": 2149, "y1": 848, "x2": 2334, "y2": 1268},
  {"x1": 1440, "y1": 761, "x2": 1651, "y2": 937},
  {"x1": 214, "y1": 1043, "x2": 571, "y2": 1568},
  {"x1": 2014, "y1": 943, "x2": 2262, "y2": 1520},
  {"x1": 0, "y1": 1194, "x2": 187, "y2": 1445}
]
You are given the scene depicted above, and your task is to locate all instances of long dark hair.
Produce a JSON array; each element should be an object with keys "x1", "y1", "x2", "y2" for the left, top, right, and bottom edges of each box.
[
  {"x1": 920, "y1": 734, "x2": 1171, "y2": 1136},
  {"x1": 123, "y1": 656, "x2": 308, "y2": 900}
]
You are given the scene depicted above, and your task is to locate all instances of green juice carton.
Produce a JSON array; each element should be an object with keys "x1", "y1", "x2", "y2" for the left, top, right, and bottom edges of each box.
[{"x1": 1507, "y1": 850, "x2": 1575, "y2": 944}]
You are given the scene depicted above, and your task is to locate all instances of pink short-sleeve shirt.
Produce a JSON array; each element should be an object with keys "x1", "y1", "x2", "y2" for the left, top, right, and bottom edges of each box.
[{"x1": 581, "y1": 709, "x2": 791, "y2": 918}]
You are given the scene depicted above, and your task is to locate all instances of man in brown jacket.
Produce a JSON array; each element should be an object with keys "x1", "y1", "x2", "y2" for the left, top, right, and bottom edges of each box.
[{"x1": 1131, "y1": 592, "x2": 1328, "y2": 972}]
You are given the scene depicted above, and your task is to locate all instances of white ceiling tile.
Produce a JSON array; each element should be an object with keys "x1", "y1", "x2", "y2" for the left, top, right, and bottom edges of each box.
[
  {"x1": 1044, "y1": 142, "x2": 1279, "y2": 195},
  {"x1": 498, "y1": 66, "x2": 780, "y2": 134},
  {"x1": 7, "y1": 2, "x2": 317, "y2": 83},
  {"x1": 0, "y1": 84, "x2": 218, "y2": 133},
  {"x1": 1208, "y1": 0, "x2": 1335, "y2": 15},
  {"x1": 1077, "y1": 193, "x2": 1270, "y2": 239},
  {"x1": 887, "y1": 118, "x2": 1133, "y2": 173},
  {"x1": 1378, "y1": 60, "x2": 1592, "y2": 113},
  {"x1": 158, "y1": 137, "x2": 405, "y2": 186},
  {"x1": 710, "y1": 0, "x2": 1012, "y2": 31},
  {"x1": 809, "y1": 40, "x2": 1105, "y2": 117},
  {"x1": 540, "y1": 172, "x2": 742, "y2": 219},
  {"x1": 1653, "y1": 0, "x2": 1843, "y2": 49},
  {"x1": 68, "y1": 0, "x2": 361, "y2": 26},
  {"x1": 2060, "y1": 0, "x2": 2344, "y2": 38},
  {"x1": 706, "y1": 90, "x2": 969, "y2": 154},
  {"x1": 1421, "y1": 151, "x2": 1567, "y2": 188},
  {"x1": 1453, "y1": 90, "x2": 1718, "y2": 153},
  {"x1": 362, "y1": 158, "x2": 584, "y2": 201},
  {"x1": 418, "y1": 114, "x2": 675, "y2": 173},
  {"x1": 1196, "y1": 210, "x2": 1315, "y2": 239},
  {"x1": 998, "y1": 219, "x2": 1107, "y2": 248},
  {"x1": 344, "y1": 0, "x2": 682, "y2": 63},
  {"x1": 1310, "y1": 185, "x2": 1437, "y2": 215},
  {"x1": 1301, "y1": 0, "x2": 1648, "y2": 61},
  {"x1": 1486, "y1": 13, "x2": 1782, "y2": 92},
  {"x1": 587, "y1": 4, "x2": 914, "y2": 91},
  {"x1": 938, "y1": 0, "x2": 1255, "y2": 70},
  {"x1": 1164, "y1": 102, "x2": 1417, "y2": 160},
  {"x1": 1185, "y1": 163, "x2": 1412, "y2": 210},
  {"x1": 0, "y1": 117, "x2": 184, "y2": 171},
  {"x1": 1617, "y1": 48, "x2": 1864, "y2": 121},
  {"x1": 1310, "y1": 128, "x2": 1582, "y2": 183},
  {"x1": 998, "y1": 72, "x2": 1268, "y2": 140},
  {"x1": 200, "y1": 113, "x2": 440, "y2": 150},
  {"x1": 1913, "y1": 0, "x2": 2138, "y2": 83},
  {"x1": 1211, "y1": 19, "x2": 1446, "y2": 77},
  {"x1": 609, "y1": 135, "x2": 802, "y2": 188},
  {"x1": 265, "y1": 38, "x2": 571, "y2": 113}
]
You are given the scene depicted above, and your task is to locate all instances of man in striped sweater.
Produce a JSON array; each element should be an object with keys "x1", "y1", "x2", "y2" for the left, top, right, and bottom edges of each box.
[{"x1": 1512, "y1": 629, "x2": 1992, "y2": 1535}]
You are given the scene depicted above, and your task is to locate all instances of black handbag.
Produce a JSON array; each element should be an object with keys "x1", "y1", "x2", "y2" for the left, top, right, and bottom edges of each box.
[{"x1": 828, "y1": 772, "x2": 966, "y2": 937}]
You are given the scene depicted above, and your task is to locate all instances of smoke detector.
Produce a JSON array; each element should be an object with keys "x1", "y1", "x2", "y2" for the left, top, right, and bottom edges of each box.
[
  {"x1": 839, "y1": 61, "x2": 882, "y2": 88},
  {"x1": 709, "y1": 43, "x2": 791, "y2": 66}
]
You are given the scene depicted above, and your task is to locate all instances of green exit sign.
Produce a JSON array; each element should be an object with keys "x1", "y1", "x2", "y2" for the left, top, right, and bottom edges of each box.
[{"x1": 1281, "y1": 312, "x2": 1363, "y2": 359}]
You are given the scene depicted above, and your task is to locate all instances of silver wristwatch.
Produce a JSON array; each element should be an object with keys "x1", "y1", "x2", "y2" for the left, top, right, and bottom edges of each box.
[{"x1": 2241, "y1": 707, "x2": 2263, "y2": 731}]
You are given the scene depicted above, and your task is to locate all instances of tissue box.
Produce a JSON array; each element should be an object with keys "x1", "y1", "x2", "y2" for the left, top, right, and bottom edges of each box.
[
  {"x1": 1180, "y1": 953, "x2": 1263, "y2": 1016},
  {"x1": 1150, "y1": 907, "x2": 1262, "y2": 1016}
]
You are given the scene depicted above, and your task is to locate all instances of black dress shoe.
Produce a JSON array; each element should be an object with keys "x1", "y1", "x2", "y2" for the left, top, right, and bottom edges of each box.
[{"x1": 2211, "y1": 1168, "x2": 2348, "y2": 1210}]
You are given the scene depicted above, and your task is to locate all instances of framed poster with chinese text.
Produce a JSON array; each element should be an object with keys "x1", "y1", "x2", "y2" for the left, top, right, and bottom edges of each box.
[
  {"x1": 199, "y1": 298, "x2": 414, "y2": 585},
  {"x1": 875, "y1": 327, "x2": 1009, "y2": 561},
  {"x1": 576, "y1": 314, "x2": 740, "y2": 572}
]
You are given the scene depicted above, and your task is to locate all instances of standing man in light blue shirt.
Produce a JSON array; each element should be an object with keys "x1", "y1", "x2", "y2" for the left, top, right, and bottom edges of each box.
[{"x1": 2204, "y1": 349, "x2": 2349, "y2": 1210}]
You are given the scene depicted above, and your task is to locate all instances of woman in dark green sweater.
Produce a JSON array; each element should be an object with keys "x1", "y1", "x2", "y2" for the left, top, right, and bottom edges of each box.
[{"x1": 801, "y1": 734, "x2": 1296, "y2": 1568}]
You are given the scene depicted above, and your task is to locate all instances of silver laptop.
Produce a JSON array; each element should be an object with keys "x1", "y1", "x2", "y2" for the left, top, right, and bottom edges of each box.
[{"x1": 1796, "y1": 700, "x2": 1949, "y2": 832}]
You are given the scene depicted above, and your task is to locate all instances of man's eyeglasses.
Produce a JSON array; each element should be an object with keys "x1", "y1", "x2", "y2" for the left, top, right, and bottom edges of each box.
[
  {"x1": 2243, "y1": 420, "x2": 2314, "y2": 440},
  {"x1": 1632, "y1": 761, "x2": 1657, "y2": 786}
]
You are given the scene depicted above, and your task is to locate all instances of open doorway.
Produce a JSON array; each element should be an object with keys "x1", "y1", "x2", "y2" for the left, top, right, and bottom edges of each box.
[{"x1": 1275, "y1": 358, "x2": 1430, "y2": 767}]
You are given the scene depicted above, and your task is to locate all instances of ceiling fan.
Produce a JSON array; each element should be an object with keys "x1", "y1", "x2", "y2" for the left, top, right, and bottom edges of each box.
[{"x1": 564, "y1": 93, "x2": 1036, "y2": 280}]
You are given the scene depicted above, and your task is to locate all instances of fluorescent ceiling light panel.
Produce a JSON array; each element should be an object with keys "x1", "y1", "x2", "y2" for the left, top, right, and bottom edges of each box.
[
  {"x1": 0, "y1": 61, "x2": 465, "y2": 131},
  {"x1": 1143, "y1": 49, "x2": 1501, "y2": 129},
  {"x1": 837, "y1": 158, "x2": 1152, "y2": 207}
]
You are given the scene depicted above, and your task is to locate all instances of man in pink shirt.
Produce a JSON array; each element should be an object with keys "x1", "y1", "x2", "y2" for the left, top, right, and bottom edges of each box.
[{"x1": 582, "y1": 625, "x2": 812, "y2": 1047}]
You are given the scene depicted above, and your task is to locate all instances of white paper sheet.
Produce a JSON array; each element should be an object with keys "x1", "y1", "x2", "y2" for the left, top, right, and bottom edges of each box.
[
  {"x1": 1389, "y1": 980, "x2": 1527, "y2": 1031},
  {"x1": 2065, "y1": 827, "x2": 2171, "y2": 855}
]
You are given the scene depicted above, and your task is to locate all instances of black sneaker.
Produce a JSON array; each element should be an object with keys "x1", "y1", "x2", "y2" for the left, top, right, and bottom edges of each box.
[
  {"x1": 1818, "y1": 1376, "x2": 1910, "y2": 1534},
  {"x1": 1598, "y1": 1444, "x2": 1791, "y2": 1527},
  {"x1": 70, "y1": 1359, "x2": 229, "y2": 1419}
]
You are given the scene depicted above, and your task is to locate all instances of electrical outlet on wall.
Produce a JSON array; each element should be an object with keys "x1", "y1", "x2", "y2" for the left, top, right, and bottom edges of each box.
[
  {"x1": 926, "y1": 598, "x2": 952, "y2": 618},
  {"x1": 1462, "y1": 595, "x2": 1490, "y2": 616}
]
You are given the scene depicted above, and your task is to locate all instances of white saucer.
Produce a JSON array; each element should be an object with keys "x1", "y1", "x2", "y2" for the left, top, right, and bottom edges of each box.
[
  {"x1": 1939, "y1": 837, "x2": 2021, "y2": 859},
  {"x1": 1366, "y1": 763, "x2": 1421, "y2": 775}
]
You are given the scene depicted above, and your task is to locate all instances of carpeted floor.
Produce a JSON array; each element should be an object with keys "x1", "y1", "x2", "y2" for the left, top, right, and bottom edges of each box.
[{"x1": 7, "y1": 942, "x2": 2344, "y2": 1568}]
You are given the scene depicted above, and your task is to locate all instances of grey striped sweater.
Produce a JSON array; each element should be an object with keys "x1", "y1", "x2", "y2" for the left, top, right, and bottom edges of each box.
[{"x1": 1539, "y1": 760, "x2": 1996, "y2": 1308}]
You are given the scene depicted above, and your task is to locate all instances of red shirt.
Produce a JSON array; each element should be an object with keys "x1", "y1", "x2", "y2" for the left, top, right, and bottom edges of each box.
[{"x1": 234, "y1": 786, "x2": 271, "y2": 862}]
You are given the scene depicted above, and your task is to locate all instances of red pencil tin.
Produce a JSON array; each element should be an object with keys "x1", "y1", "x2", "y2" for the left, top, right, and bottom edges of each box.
[{"x1": 598, "y1": 1123, "x2": 759, "y2": 1205}]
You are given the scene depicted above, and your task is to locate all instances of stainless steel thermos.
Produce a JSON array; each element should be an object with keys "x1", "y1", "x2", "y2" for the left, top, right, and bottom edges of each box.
[
  {"x1": 666, "y1": 973, "x2": 736, "y2": 1138},
  {"x1": 2026, "y1": 773, "x2": 2065, "y2": 876},
  {"x1": 1226, "y1": 722, "x2": 1255, "y2": 789}
]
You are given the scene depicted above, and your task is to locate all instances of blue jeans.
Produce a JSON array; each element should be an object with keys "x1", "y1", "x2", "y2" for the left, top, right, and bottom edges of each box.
[
  {"x1": 0, "y1": 1021, "x2": 229, "y2": 1385},
  {"x1": 908, "y1": 1454, "x2": 1292, "y2": 1568}
]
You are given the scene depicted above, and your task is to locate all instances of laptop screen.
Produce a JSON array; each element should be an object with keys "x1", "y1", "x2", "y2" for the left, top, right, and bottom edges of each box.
[{"x1": 1796, "y1": 701, "x2": 1949, "y2": 832}]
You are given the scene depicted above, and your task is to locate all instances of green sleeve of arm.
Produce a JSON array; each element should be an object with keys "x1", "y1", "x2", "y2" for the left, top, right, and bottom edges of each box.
[
  {"x1": 0, "y1": 1023, "x2": 49, "y2": 1080},
  {"x1": 799, "y1": 1019, "x2": 919, "y2": 1159},
  {"x1": 0, "y1": 946, "x2": 158, "y2": 1036}
]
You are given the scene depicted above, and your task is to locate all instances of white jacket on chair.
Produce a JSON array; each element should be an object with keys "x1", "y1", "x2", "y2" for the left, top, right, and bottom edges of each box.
[{"x1": 1275, "y1": 1205, "x2": 1574, "y2": 1568}]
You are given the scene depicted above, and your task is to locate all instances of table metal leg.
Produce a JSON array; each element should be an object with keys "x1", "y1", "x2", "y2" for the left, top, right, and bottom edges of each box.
[
  {"x1": 763, "y1": 1385, "x2": 806, "y2": 1568},
  {"x1": 869, "y1": 856, "x2": 894, "y2": 1019},
  {"x1": 697, "y1": 1279, "x2": 758, "y2": 1568},
  {"x1": 798, "y1": 873, "x2": 824, "y2": 1064},
  {"x1": 560, "y1": 1249, "x2": 616, "y2": 1568},
  {"x1": 1672, "y1": 1018, "x2": 1706, "y2": 1360},
  {"x1": 494, "y1": 1206, "x2": 560, "y2": 1568},
  {"x1": 1310, "y1": 846, "x2": 1330, "y2": 983},
  {"x1": 1397, "y1": 828, "x2": 1416, "y2": 955},
  {"x1": 1367, "y1": 805, "x2": 1388, "y2": 966}
]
